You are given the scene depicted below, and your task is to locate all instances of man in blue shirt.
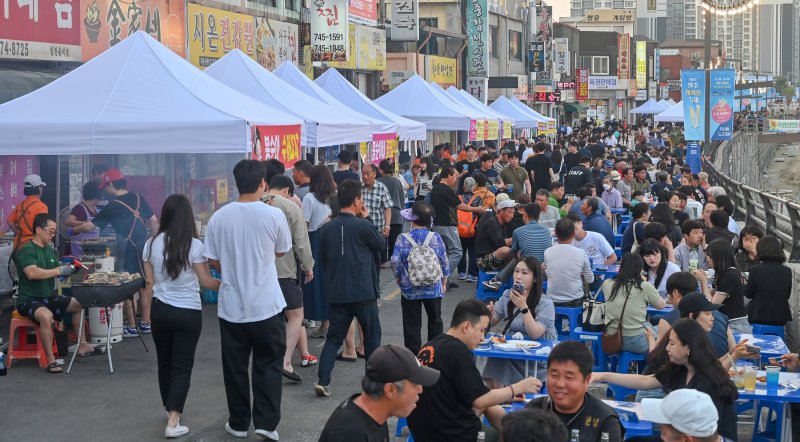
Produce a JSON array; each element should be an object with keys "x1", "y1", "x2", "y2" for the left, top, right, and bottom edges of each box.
[{"x1": 580, "y1": 197, "x2": 615, "y2": 247}]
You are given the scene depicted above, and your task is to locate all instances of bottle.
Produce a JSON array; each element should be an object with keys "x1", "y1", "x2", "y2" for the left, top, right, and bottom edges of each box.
[
  {"x1": 0, "y1": 353, "x2": 6, "y2": 376},
  {"x1": 105, "y1": 247, "x2": 111, "y2": 257},
  {"x1": 570, "y1": 429, "x2": 580, "y2": 442},
  {"x1": 477, "y1": 431, "x2": 486, "y2": 442},
  {"x1": 601, "y1": 433, "x2": 610, "y2": 442},
  {"x1": 688, "y1": 248, "x2": 699, "y2": 271}
]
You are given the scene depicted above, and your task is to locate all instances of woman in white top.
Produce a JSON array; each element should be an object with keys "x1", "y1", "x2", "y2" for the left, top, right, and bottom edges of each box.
[
  {"x1": 302, "y1": 165, "x2": 335, "y2": 338},
  {"x1": 638, "y1": 238, "x2": 681, "y2": 298},
  {"x1": 143, "y1": 194, "x2": 219, "y2": 439}
]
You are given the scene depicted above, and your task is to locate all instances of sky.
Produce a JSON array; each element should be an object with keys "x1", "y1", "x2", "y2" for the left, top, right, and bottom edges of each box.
[{"x1": 551, "y1": 2, "x2": 570, "y2": 22}]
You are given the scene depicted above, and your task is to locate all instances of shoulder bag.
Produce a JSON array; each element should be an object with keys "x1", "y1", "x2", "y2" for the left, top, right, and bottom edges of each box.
[{"x1": 601, "y1": 291, "x2": 630, "y2": 354}]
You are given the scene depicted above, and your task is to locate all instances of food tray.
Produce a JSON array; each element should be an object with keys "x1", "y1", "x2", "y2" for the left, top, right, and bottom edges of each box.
[{"x1": 70, "y1": 278, "x2": 144, "y2": 307}]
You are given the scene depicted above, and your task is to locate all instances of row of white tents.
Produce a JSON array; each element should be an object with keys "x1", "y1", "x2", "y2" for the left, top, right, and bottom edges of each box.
[
  {"x1": 630, "y1": 97, "x2": 687, "y2": 124},
  {"x1": 0, "y1": 31, "x2": 556, "y2": 157}
]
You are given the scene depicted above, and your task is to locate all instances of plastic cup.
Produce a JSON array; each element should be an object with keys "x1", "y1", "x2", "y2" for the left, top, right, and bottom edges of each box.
[
  {"x1": 743, "y1": 364, "x2": 757, "y2": 392},
  {"x1": 766, "y1": 365, "x2": 781, "y2": 389},
  {"x1": 733, "y1": 361, "x2": 746, "y2": 388},
  {"x1": 507, "y1": 184, "x2": 513, "y2": 193}
]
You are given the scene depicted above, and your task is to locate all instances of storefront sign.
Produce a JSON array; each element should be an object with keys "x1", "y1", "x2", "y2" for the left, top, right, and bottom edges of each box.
[
  {"x1": 1, "y1": 0, "x2": 80, "y2": 60},
  {"x1": 681, "y1": 69, "x2": 706, "y2": 141},
  {"x1": 528, "y1": 43, "x2": 544, "y2": 72},
  {"x1": 617, "y1": 33, "x2": 629, "y2": 79},
  {"x1": 348, "y1": 0, "x2": 376, "y2": 26},
  {"x1": 467, "y1": 76, "x2": 488, "y2": 104},
  {"x1": 560, "y1": 90, "x2": 575, "y2": 101},
  {"x1": 466, "y1": 0, "x2": 488, "y2": 77},
  {"x1": 588, "y1": 76, "x2": 618, "y2": 90},
  {"x1": 356, "y1": 25, "x2": 384, "y2": 70},
  {"x1": 585, "y1": 8, "x2": 634, "y2": 22},
  {"x1": 188, "y1": 4, "x2": 253, "y2": 67},
  {"x1": 635, "y1": 89, "x2": 647, "y2": 101},
  {"x1": 552, "y1": 37, "x2": 568, "y2": 74},
  {"x1": 388, "y1": 70, "x2": 413, "y2": 89},
  {"x1": 709, "y1": 69, "x2": 734, "y2": 140},
  {"x1": 766, "y1": 120, "x2": 800, "y2": 133},
  {"x1": 0, "y1": 156, "x2": 38, "y2": 224},
  {"x1": 533, "y1": 91, "x2": 560, "y2": 103},
  {"x1": 80, "y1": 0, "x2": 184, "y2": 61},
  {"x1": 686, "y1": 141, "x2": 701, "y2": 173},
  {"x1": 534, "y1": 5, "x2": 552, "y2": 81},
  {"x1": 311, "y1": 0, "x2": 348, "y2": 62},
  {"x1": 653, "y1": 47, "x2": 660, "y2": 82},
  {"x1": 391, "y1": 0, "x2": 418, "y2": 41},
  {"x1": 660, "y1": 83, "x2": 669, "y2": 100},
  {"x1": 576, "y1": 68, "x2": 588, "y2": 100},
  {"x1": 324, "y1": 22, "x2": 355, "y2": 68},
  {"x1": 648, "y1": 80, "x2": 657, "y2": 100},
  {"x1": 255, "y1": 18, "x2": 298, "y2": 70},
  {"x1": 635, "y1": 40, "x2": 646, "y2": 89},
  {"x1": 251, "y1": 124, "x2": 303, "y2": 167},
  {"x1": 427, "y1": 55, "x2": 456, "y2": 87},
  {"x1": 513, "y1": 75, "x2": 528, "y2": 100}
]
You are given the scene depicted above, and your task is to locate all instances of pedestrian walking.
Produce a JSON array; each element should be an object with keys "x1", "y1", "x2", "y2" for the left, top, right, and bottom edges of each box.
[{"x1": 302, "y1": 164, "x2": 335, "y2": 339}]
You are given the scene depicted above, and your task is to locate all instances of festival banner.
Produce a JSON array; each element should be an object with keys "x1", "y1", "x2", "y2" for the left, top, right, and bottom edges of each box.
[
  {"x1": 488, "y1": 120, "x2": 499, "y2": 140},
  {"x1": 1, "y1": 0, "x2": 81, "y2": 61},
  {"x1": 635, "y1": 40, "x2": 646, "y2": 88},
  {"x1": 255, "y1": 18, "x2": 298, "y2": 70},
  {"x1": 617, "y1": 33, "x2": 629, "y2": 79},
  {"x1": 370, "y1": 132, "x2": 397, "y2": 165},
  {"x1": 251, "y1": 124, "x2": 303, "y2": 168},
  {"x1": 709, "y1": 69, "x2": 735, "y2": 141},
  {"x1": 475, "y1": 120, "x2": 486, "y2": 141},
  {"x1": 766, "y1": 120, "x2": 800, "y2": 133},
  {"x1": 466, "y1": 0, "x2": 488, "y2": 77},
  {"x1": 469, "y1": 120, "x2": 478, "y2": 141},
  {"x1": 390, "y1": 0, "x2": 418, "y2": 41},
  {"x1": 681, "y1": 69, "x2": 706, "y2": 141},
  {"x1": 0, "y1": 156, "x2": 39, "y2": 225},
  {"x1": 686, "y1": 141, "x2": 701, "y2": 174},
  {"x1": 311, "y1": 0, "x2": 348, "y2": 62},
  {"x1": 348, "y1": 0, "x2": 376, "y2": 26},
  {"x1": 576, "y1": 68, "x2": 588, "y2": 101},
  {"x1": 534, "y1": 5, "x2": 552, "y2": 80},
  {"x1": 187, "y1": 4, "x2": 253, "y2": 67},
  {"x1": 502, "y1": 121, "x2": 512, "y2": 139}
]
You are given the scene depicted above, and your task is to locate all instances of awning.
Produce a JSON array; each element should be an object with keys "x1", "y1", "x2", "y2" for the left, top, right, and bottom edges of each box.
[{"x1": 563, "y1": 103, "x2": 585, "y2": 113}]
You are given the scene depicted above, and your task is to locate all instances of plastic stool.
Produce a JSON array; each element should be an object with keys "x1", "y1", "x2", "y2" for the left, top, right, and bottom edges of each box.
[
  {"x1": 752, "y1": 324, "x2": 786, "y2": 339},
  {"x1": 554, "y1": 306, "x2": 583, "y2": 339},
  {"x1": 614, "y1": 234, "x2": 623, "y2": 248},
  {"x1": 572, "y1": 327, "x2": 607, "y2": 372},
  {"x1": 752, "y1": 400, "x2": 782, "y2": 442},
  {"x1": 7, "y1": 311, "x2": 58, "y2": 368},
  {"x1": 475, "y1": 270, "x2": 511, "y2": 302},
  {"x1": 395, "y1": 417, "x2": 414, "y2": 441},
  {"x1": 607, "y1": 351, "x2": 646, "y2": 400}
]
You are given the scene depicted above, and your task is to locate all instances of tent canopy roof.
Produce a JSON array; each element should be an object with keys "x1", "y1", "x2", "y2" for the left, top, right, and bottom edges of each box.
[
  {"x1": 509, "y1": 97, "x2": 553, "y2": 122},
  {"x1": 655, "y1": 101, "x2": 684, "y2": 122},
  {"x1": 374, "y1": 74, "x2": 474, "y2": 131},
  {"x1": 0, "y1": 31, "x2": 303, "y2": 155},
  {"x1": 446, "y1": 87, "x2": 513, "y2": 124},
  {"x1": 489, "y1": 96, "x2": 538, "y2": 129},
  {"x1": 630, "y1": 98, "x2": 667, "y2": 114}
]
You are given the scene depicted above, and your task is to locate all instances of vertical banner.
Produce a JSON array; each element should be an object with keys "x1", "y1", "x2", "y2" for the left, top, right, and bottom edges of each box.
[
  {"x1": 502, "y1": 121, "x2": 512, "y2": 139},
  {"x1": 653, "y1": 48, "x2": 660, "y2": 82},
  {"x1": 390, "y1": 0, "x2": 418, "y2": 41},
  {"x1": 648, "y1": 81, "x2": 657, "y2": 100},
  {"x1": 466, "y1": 0, "x2": 488, "y2": 77},
  {"x1": 681, "y1": 69, "x2": 706, "y2": 141},
  {"x1": 488, "y1": 120, "x2": 499, "y2": 140},
  {"x1": 617, "y1": 33, "x2": 629, "y2": 79},
  {"x1": 660, "y1": 83, "x2": 669, "y2": 100},
  {"x1": 576, "y1": 68, "x2": 589, "y2": 101},
  {"x1": 469, "y1": 120, "x2": 478, "y2": 141},
  {"x1": 528, "y1": 43, "x2": 544, "y2": 72},
  {"x1": 686, "y1": 141, "x2": 701, "y2": 174},
  {"x1": 370, "y1": 133, "x2": 397, "y2": 165},
  {"x1": 709, "y1": 69, "x2": 735, "y2": 141},
  {"x1": 475, "y1": 120, "x2": 486, "y2": 141},
  {"x1": 534, "y1": 5, "x2": 552, "y2": 80},
  {"x1": 635, "y1": 41, "x2": 646, "y2": 89},
  {"x1": 467, "y1": 77, "x2": 488, "y2": 103},
  {"x1": 251, "y1": 125, "x2": 303, "y2": 167},
  {"x1": 311, "y1": 0, "x2": 348, "y2": 61},
  {"x1": 552, "y1": 37, "x2": 569, "y2": 75},
  {"x1": 188, "y1": 4, "x2": 253, "y2": 68},
  {"x1": 0, "y1": 156, "x2": 38, "y2": 224}
]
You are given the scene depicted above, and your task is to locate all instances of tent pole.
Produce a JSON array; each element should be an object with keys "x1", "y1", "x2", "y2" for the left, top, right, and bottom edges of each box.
[{"x1": 55, "y1": 155, "x2": 61, "y2": 249}]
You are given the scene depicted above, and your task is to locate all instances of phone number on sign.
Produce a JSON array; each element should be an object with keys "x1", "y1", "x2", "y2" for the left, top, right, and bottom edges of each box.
[{"x1": 0, "y1": 40, "x2": 29, "y2": 57}]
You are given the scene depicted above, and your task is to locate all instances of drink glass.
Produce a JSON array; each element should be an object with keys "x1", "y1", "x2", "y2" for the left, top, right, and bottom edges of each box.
[
  {"x1": 766, "y1": 365, "x2": 781, "y2": 389},
  {"x1": 733, "y1": 361, "x2": 746, "y2": 388},
  {"x1": 743, "y1": 364, "x2": 757, "y2": 392}
]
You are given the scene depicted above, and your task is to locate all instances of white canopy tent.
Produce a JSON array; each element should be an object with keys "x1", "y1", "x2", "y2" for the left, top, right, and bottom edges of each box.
[
  {"x1": 489, "y1": 96, "x2": 539, "y2": 129},
  {"x1": 374, "y1": 75, "x2": 474, "y2": 131},
  {"x1": 0, "y1": 32, "x2": 303, "y2": 155},
  {"x1": 314, "y1": 68, "x2": 426, "y2": 141},
  {"x1": 655, "y1": 101, "x2": 685, "y2": 123},
  {"x1": 668, "y1": 98, "x2": 677, "y2": 105},
  {"x1": 509, "y1": 97, "x2": 553, "y2": 122},
  {"x1": 630, "y1": 99, "x2": 667, "y2": 115},
  {"x1": 657, "y1": 99, "x2": 672, "y2": 110},
  {"x1": 205, "y1": 50, "x2": 373, "y2": 147},
  {"x1": 447, "y1": 87, "x2": 513, "y2": 126},
  {"x1": 428, "y1": 82, "x2": 487, "y2": 121},
  {"x1": 273, "y1": 62, "x2": 398, "y2": 135}
]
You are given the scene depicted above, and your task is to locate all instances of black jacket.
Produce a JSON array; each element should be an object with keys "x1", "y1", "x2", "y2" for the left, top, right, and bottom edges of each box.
[{"x1": 745, "y1": 261, "x2": 793, "y2": 325}]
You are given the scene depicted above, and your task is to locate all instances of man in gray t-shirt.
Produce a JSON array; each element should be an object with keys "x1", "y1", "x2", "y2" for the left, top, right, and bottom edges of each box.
[{"x1": 544, "y1": 218, "x2": 594, "y2": 307}]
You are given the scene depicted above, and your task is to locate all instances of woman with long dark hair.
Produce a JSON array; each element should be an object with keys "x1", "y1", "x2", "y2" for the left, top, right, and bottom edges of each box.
[
  {"x1": 143, "y1": 194, "x2": 220, "y2": 438},
  {"x1": 550, "y1": 148, "x2": 564, "y2": 182},
  {"x1": 593, "y1": 319, "x2": 739, "y2": 441},
  {"x1": 744, "y1": 235, "x2": 793, "y2": 326},
  {"x1": 638, "y1": 238, "x2": 680, "y2": 298},
  {"x1": 483, "y1": 257, "x2": 556, "y2": 386},
  {"x1": 303, "y1": 165, "x2": 335, "y2": 339},
  {"x1": 694, "y1": 238, "x2": 750, "y2": 335},
  {"x1": 649, "y1": 202, "x2": 681, "y2": 245},
  {"x1": 602, "y1": 254, "x2": 665, "y2": 354}
]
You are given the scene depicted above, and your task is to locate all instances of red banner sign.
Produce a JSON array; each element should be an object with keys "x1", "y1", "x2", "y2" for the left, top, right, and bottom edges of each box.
[
  {"x1": 0, "y1": 156, "x2": 39, "y2": 224},
  {"x1": 348, "y1": 0, "x2": 377, "y2": 26},
  {"x1": 576, "y1": 68, "x2": 589, "y2": 101},
  {"x1": 617, "y1": 33, "x2": 629, "y2": 79},
  {"x1": 251, "y1": 125, "x2": 302, "y2": 168},
  {"x1": 370, "y1": 132, "x2": 396, "y2": 165},
  {"x1": 0, "y1": 0, "x2": 81, "y2": 60}
]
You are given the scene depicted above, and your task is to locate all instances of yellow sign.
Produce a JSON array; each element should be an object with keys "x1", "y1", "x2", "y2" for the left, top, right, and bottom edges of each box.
[
  {"x1": 216, "y1": 179, "x2": 229, "y2": 204},
  {"x1": 426, "y1": 55, "x2": 457, "y2": 87},
  {"x1": 303, "y1": 45, "x2": 314, "y2": 79},
  {"x1": 385, "y1": 138, "x2": 398, "y2": 159},
  {"x1": 502, "y1": 121, "x2": 512, "y2": 139},
  {"x1": 325, "y1": 23, "x2": 385, "y2": 70},
  {"x1": 188, "y1": 4, "x2": 255, "y2": 68},
  {"x1": 488, "y1": 120, "x2": 499, "y2": 140},
  {"x1": 475, "y1": 120, "x2": 485, "y2": 141},
  {"x1": 359, "y1": 142, "x2": 369, "y2": 160},
  {"x1": 326, "y1": 23, "x2": 357, "y2": 69},
  {"x1": 636, "y1": 41, "x2": 647, "y2": 89}
]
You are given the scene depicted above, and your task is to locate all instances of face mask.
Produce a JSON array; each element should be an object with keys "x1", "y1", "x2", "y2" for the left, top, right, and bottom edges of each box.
[{"x1": 603, "y1": 184, "x2": 611, "y2": 191}]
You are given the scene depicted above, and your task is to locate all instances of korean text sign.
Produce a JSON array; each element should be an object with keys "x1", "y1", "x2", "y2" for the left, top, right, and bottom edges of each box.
[
  {"x1": 348, "y1": 0, "x2": 376, "y2": 26},
  {"x1": 188, "y1": 4, "x2": 253, "y2": 68},
  {"x1": 251, "y1": 125, "x2": 303, "y2": 168},
  {"x1": 466, "y1": 0, "x2": 487, "y2": 77},
  {"x1": 576, "y1": 68, "x2": 588, "y2": 101},
  {"x1": 427, "y1": 55, "x2": 456, "y2": 87},
  {"x1": 311, "y1": 0, "x2": 348, "y2": 62},
  {"x1": 681, "y1": 69, "x2": 706, "y2": 141},
  {"x1": 635, "y1": 41, "x2": 646, "y2": 88},
  {"x1": 534, "y1": 5, "x2": 552, "y2": 81},
  {"x1": 0, "y1": 156, "x2": 38, "y2": 225},
  {"x1": 390, "y1": 0, "x2": 417, "y2": 41},
  {"x1": 1, "y1": 0, "x2": 80, "y2": 60},
  {"x1": 80, "y1": 0, "x2": 184, "y2": 61},
  {"x1": 709, "y1": 69, "x2": 734, "y2": 141},
  {"x1": 370, "y1": 132, "x2": 397, "y2": 165},
  {"x1": 255, "y1": 18, "x2": 298, "y2": 70},
  {"x1": 552, "y1": 38, "x2": 568, "y2": 74},
  {"x1": 617, "y1": 33, "x2": 629, "y2": 79}
]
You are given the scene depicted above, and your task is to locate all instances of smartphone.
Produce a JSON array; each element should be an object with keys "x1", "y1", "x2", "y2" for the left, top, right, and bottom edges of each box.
[
  {"x1": 513, "y1": 282, "x2": 525, "y2": 293},
  {"x1": 745, "y1": 345, "x2": 761, "y2": 354},
  {"x1": 642, "y1": 321, "x2": 657, "y2": 336}
]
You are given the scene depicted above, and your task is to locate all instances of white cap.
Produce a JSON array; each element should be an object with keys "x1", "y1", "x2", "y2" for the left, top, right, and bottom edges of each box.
[
  {"x1": 641, "y1": 389, "x2": 718, "y2": 437},
  {"x1": 497, "y1": 200, "x2": 519, "y2": 210},
  {"x1": 24, "y1": 174, "x2": 46, "y2": 188}
]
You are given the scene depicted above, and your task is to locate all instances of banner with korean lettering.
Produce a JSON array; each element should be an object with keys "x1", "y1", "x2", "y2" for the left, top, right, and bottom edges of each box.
[
  {"x1": 348, "y1": 0, "x2": 376, "y2": 26},
  {"x1": 370, "y1": 132, "x2": 397, "y2": 165},
  {"x1": 1, "y1": 0, "x2": 80, "y2": 60},
  {"x1": 80, "y1": 0, "x2": 184, "y2": 61},
  {"x1": 390, "y1": 0, "x2": 418, "y2": 41},
  {"x1": 255, "y1": 18, "x2": 298, "y2": 70},
  {"x1": 311, "y1": 0, "x2": 348, "y2": 62},
  {"x1": 251, "y1": 124, "x2": 303, "y2": 167},
  {"x1": 534, "y1": 5, "x2": 552, "y2": 81},
  {"x1": 426, "y1": 55, "x2": 457, "y2": 87},
  {"x1": 576, "y1": 68, "x2": 588, "y2": 101},
  {"x1": 686, "y1": 141, "x2": 701, "y2": 173},
  {"x1": 528, "y1": 43, "x2": 544, "y2": 72},
  {"x1": 617, "y1": 33, "x2": 629, "y2": 79},
  {"x1": 488, "y1": 120, "x2": 499, "y2": 140},
  {"x1": 466, "y1": 0, "x2": 488, "y2": 77},
  {"x1": 552, "y1": 38, "x2": 568, "y2": 75},
  {"x1": 709, "y1": 69, "x2": 735, "y2": 141},
  {"x1": 681, "y1": 69, "x2": 706, "y2": 141},
  {"x1": 187, "y1": 4, "x2": 253, "y2": 67},
  {"x1": 635, "y1": 40, "x2": 646, "y2": 88},
  {"x1": 501, "y1": 120, "x2": 512, "y2": 139},
  {"x1": 469, "y1": 120, "x2": 478, "y2": 141},
  {"x1": 355, "y1": 25, "x2": 384, "y2": 70},
  {"x1": 0, "y1": 156, "x2": 39, "y2": 225}
]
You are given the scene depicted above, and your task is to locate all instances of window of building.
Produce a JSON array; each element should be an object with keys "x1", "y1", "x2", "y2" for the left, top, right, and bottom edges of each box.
[
  {"x1": 420, "y1": 17, "x2": 438, "y2": 28},
  {"x1": 490, "y1": 26, "x2": 498, "y2": 58},
  {"x1": 285, "y1": 0, "x2": 296, "y2": 11},
  {"x1": 592, "y1": 56, "x2": 609, "y2": 74},
  {"x1": 508, "y1": 30, "x2": 521, "y2": 60},
  {"x1": 579, "y1": 56, "x2": 592, "y2": 68}
]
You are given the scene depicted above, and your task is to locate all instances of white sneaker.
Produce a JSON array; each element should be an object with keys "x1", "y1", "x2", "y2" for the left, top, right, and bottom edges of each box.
[
  {"x1": 165, "y1": 423, "x2": 189, "y2": 438},
  {"x1": 225, "y1": 422, "x2": 248, "y2": 438},
  {"x1": 255, "y1": 429, "x2": 279, "y2": 441}
]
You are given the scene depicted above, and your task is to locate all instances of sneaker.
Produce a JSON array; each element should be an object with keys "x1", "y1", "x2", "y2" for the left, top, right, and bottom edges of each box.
[
  {"x1": 225, "y1": 422, "x2": 248, "y2": 438},
  {"x1": 300, "y1": 354, "x2": 318, "y2": 367},
  {"x1": 466, "y1": 275, "x2": 478, "y2": 283},
  {"x1": 458, "y1": 273, "x2": 467, "y2": 280},
  {"x1": 482, "y1": 278, "x2": 502, "y2": 292},
  {"x1": 254, "y1": 429, "x2": 279, "y2": 441},
  {"x1": 314, "y1": 383, "x2": 331, "y2": 397},
  {"x1": 165, "y1": 422, "x2": 189, "y2": 438},
  {"x1": 122, "y1": 326, "x2": 139, "y2": 338},
  {"x1": 302, "y1": 319, "x2": 315, "y2": 328},
  {"x1": 137, "y1": 320, "x2": 152, "y2": 334}
]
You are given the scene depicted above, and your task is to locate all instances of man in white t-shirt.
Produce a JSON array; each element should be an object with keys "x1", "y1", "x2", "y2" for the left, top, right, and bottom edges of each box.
[
  {"x1": 204, "y1": 160, "x2": 292, "y2": 441},
  {"x1": 566, "y1": 214, "x2": 616, "y2": 267},
  {"x1": 544, "y1": 217, "x2": 595, "y2": 307}
]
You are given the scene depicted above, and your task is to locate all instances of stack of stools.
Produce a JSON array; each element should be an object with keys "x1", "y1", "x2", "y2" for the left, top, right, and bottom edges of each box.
[
  {"x1": 750, "y1": 323, "x2": 786, "y2": 441},
  {"x1": 7, "y1": 310, "x2": 58, "y2": 368},
  {"x1": 476, "y1": 270, "x2": 511, "y2": 302}
]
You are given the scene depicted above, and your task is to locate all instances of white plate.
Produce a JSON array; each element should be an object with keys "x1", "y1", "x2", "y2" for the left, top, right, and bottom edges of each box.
[{"x1": 493, "y1": 340, "x2": 541, "y2": 352}]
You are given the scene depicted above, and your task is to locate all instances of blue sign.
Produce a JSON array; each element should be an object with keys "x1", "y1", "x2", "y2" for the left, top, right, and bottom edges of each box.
[
  {"x1": 681, "y1": 69, "x2": 706, "y2": 141},
  {"x1": 687, "y1": 141, "x2": 701, "y2": 174},
  {"x1": 709, "y1": 69, "x2": 735, "y2": 141},
  {"x1": 324, "y1": 145, "x2": 342, "y2": 162}
]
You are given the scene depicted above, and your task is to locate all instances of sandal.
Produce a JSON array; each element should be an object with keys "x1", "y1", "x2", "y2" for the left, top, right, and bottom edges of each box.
[
  {"x1": 336, "y1": 352, "x2": 357, "y2": 363},
  {"x1": 78, "y1": 345, "x2": 107, "y2": 357},
  {"x1": 46, "y1": 362, "x2": 63, "y2": 374}
]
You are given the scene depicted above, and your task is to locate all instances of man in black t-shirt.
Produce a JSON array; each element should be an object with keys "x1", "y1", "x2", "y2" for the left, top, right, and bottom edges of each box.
[
  {"x1": 333, "y1": 150, "x2": 360, "y2": 185},
  {"x1": 319, "y1": 345, "x2": 440, "y2": 442},
  {"x1": 564, "y1": 156, "x2": 593, "y2": 196},
  {"x1": 525, "y1": 142, "x2": 554, "y2": 193},
  {"x1": 563, "y1": 141, "x2": 581, "y2": 171},
  {"x1": 586, "y1": 136, "x2": 606, "y2": 160},
  {"x1": 475, "y1": 200, "x2": 515, "y2": 270},
  {"x1": 455, "y1": 145, "x2": 481, "y2": 194},
  {"x1": 409, "y1": 300, "x2": 542, "y2": 442}
]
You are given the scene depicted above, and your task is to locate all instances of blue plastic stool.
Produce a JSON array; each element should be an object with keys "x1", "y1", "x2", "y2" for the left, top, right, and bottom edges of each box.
[
  {"x1": 555, "y1": 306, "x2": 583, "y2": 340},
  {"x1": 396, "y1": 416, "x2": 414, "y2": 440},
  {"x1": 607, "y1": 351, "x2": 646, "y2": 400},
  {"x1": 614, "y1": 234, "x2": 623, "y2": 248},
  {"x1": 572, "y1": 327, "x2": 607, "y2": 372},
  {"x1": 752, "y1": 400, "x2": 782, "y2": 442},
  {"x1": 618, "y1": 222, "x2": 629, "y2": 235},
  {"x1": 752, "y1": 324, "x2": 786, "y2": 339},
  {"x1": 475, "y1": 270, "x2": 511, "y2": 302},
  {"x1": 615, "y1": 247, "x2": 622, "y2": 260}
]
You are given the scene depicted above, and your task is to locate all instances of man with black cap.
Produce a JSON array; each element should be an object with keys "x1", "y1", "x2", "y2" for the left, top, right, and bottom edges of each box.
[
  {"x1": 8, "y1": 173, "x2": 49, "y2": 251},
  {"x1": 319, "y1": 344, "x2": 440, "y2": 441}
]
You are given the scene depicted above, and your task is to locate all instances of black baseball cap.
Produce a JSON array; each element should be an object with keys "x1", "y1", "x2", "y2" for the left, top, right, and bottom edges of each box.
[
  {"x1": 678, "y1": 292, "x2": 722, "y2": 316},
  {"x1": 366, "y1": 344, "x2": 440, "y2": 386}
]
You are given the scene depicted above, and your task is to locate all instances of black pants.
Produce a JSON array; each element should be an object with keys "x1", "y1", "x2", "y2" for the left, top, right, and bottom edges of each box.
[
  {"x1": 457, "y1": 236, "x2": 478, "y2": 276},
  {"x1": 384, "y1": 224, "x2": 402, "y2": 262},
  {"x1": 151, "y1": 299, "x2": 202, "y2": 414},
  {"x1": 401, "y1": 297, "x2": 443, "y2": 355},
  {"x1": 318, "y1": 300, "x2": 381, "y2": 386},
  {"x1": 219, "y1": 313, "x2": 286, "y2": 432}
]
